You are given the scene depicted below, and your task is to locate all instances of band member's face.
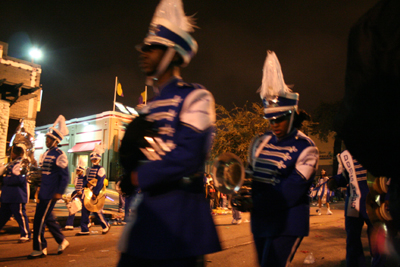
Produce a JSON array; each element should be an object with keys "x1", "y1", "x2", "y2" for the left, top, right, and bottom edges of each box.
[
  {"x1": 270, "y1": 117, "x2": 290, "y2": 139},
  {"x1": 139, "y1": 45, "x2": 168, "y2": 76},
  {"x1": 91, "y1": 159, "x2": 100, "y2": 165},
  {"x1": 45, "y1": 136, "x2": 57, "y2": 148},
  {"x1": 76, "y1": 170, "x2": 83, "y2": 176},
  {"x1": 321, "y1": 170, "x2": 326, "y2": 176}
]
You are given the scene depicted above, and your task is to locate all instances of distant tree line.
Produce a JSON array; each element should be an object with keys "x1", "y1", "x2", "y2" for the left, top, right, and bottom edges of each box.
[
  {"x1": 210, "y1": 100, "x2": 342, "y2": 172},
  {"x1": 211, "y1": 102, "x2": 269, "y2": 165}
]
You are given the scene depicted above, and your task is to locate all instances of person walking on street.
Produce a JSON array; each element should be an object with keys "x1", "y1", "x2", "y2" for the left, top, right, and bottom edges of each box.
[
  {"x1": 76, "y1": 144, "x2": 111, "y2": 235},
  {"x1": 28, "y1": 115, "x2": 70, "y2": 259},
  {"x1": 206, "y1": 180, "x2": 217, "y2": 212},
  {"x1": 329, "y1": 149, "x2": 386, "y2": 267},
  {"x1": 0, "y1": 145, "x2": 31, "y2": 243},
  {"x1": 231, "y1": 197, "x2": 242, "y2": 225},
  {"x1": 117, "y1": 1, "x2": 221, "y2": 265},
  {"x1": 248, "y1": 51, "x2": 319, "y2": 267},
  {"x1": 316, "y1": 169, "x2": 333, "y2": 215},
  {"x1": 64, "y1": 159, "x2": 85, "y2": 230}
]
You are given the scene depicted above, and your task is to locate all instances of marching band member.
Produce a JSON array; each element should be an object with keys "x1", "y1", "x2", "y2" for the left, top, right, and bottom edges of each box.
[
  {"x1": 248, "y1": 51, "x2": 319, "y2": 267},
  {"x1": 28, "y1": 115, "x2": 70, "y2": 259},
  {"x1": 117, "y1": 0, "x2": 221, "y2": 265},
  {"x1": 76, "y1": 144, "x2": 110, "y2": 235},
  {"x1": 0, "y1": 145, "x2": 30, "y2": 243},
  {"x1": 316, "y1": 169, "x2": 333, "y2": 215},
  {"x1": 329, "y1": 150, "x2": 385, "y2": 267},
  {"x1": 64, "y1": 159, "x2": 85, "y2": 230}
]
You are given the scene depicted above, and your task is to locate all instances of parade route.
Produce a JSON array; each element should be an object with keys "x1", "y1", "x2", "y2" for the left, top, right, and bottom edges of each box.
[{"x1": 1, "y1": 199, "x2": 398, "y2": 266}]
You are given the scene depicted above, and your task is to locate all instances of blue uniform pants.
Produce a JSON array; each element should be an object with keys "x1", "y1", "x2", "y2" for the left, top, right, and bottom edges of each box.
[
  {"x1": 345, "y1": 215, "x2": 385, "y2": 267},
  {"x1": 254, "y1": 235, "x2": 303, "y2": 267},
  {"x1": 33, "y1": 199, "x2": 65, "y2": 251},
  {"x1": 123, "y1": 195, "x2": 134, "y2": 221},
  {"x1": 0, "y1": 203, "x2": 30, "y2": 238},
  {"x1": 80, "y1": 204, "x2": 109, "y2": 232},
  {"x1": 65, "y1": 196, "x2": 82, "y2": 226}
]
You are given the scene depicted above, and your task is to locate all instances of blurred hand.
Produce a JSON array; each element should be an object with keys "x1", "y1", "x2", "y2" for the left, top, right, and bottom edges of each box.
[{"x1": 53, "y1": 193, "x2": 62, "y2": 200}]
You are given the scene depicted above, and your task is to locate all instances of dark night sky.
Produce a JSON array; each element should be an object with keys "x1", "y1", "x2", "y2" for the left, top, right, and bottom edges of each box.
[{"x1": 0, "y1": 0, "x2": 379, "y2": 126}]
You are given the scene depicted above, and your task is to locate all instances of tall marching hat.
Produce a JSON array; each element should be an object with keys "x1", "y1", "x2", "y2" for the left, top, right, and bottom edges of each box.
[
  {"x1": 46, "y1": 115, "x2": 69, "y2": 143},
  {"x1": 90, "y1": 143, "x2": 104, "y2": 160},
  {"x1": 259, "y1": 51, "x2": 299, "y2": 121},
  {"x1": 137, "y1": 0, "x2": 198, "y2": 68},
  {"x1": 76, "y1": 158, "x2": 86, "y2": 172}
]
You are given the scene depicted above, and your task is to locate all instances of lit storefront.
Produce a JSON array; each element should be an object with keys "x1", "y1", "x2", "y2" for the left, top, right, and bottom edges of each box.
[{"x1": 34, "y1": 111, "x2": 135, "y2": 188}]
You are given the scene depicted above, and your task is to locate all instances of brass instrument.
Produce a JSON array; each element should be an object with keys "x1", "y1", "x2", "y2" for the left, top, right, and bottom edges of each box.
[
  {"x1": 211, "y1": 152, "x2": 254, "y2": 212},
  {"x1": 83, "y1": 187, "x2": 107, "y2": 212},
  {"x1": 211, "y1": 152, "x2": 245, "y2": 195},
  {"x1": 366, "y1": 176, "x2": 392, "y2": 224},
  {"x1": 83, "y1": 175, "x2": 108, "y2": 212},
  {"x1": 1, "y1": 120, "x2": 40, "y2": 186},
  {"x1": 365, "y1": 176, "x2": 397, "y2": 255}
]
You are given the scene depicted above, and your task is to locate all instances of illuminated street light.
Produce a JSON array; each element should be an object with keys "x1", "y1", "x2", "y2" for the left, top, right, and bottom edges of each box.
[{"x1": 29, "y1": 47, "x2": 42, "y2": 63}]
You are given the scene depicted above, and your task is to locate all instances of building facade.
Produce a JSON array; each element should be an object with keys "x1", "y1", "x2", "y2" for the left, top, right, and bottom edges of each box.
[
  {"x1": 0, "y1": 41, "x2": 42, "y2": 161},
  {"x1": 34, "y1": 111, "x2": 134, "y2": 188}
]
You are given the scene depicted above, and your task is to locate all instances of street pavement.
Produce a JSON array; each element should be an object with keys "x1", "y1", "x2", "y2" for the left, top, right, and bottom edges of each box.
[
  {"x1": 0, "y1": 187, "x2": 123, "y2": 236},
  {"x1": 208, "y1": 202, "x2": 399, "y2": 267},
  {"x1": 1, "y1": 195, "x2": 399, "y2": 266}
]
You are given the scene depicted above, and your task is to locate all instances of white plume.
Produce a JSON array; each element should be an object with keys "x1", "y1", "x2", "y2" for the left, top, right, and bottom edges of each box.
[
  {"x1": 259, "y1": 51, "x2": 293, "y2": 100},
  {"x1": 53, "y1": 115, "x2": 69, "y2": 136},
  {"x1": 152, "y1": 0, "x2": 196, "y2": 32},
  {"x1": 93, "y1": 143, "x2": 105, "y2": 155},
  {"x1": 77, "y1": 158, "x2": 86, "y2": 168}
]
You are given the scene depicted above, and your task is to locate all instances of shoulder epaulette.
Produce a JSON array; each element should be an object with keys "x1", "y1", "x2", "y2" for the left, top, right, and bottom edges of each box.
[{"x1": 296, "y1": 131, "x2": 316, "y2": 146}]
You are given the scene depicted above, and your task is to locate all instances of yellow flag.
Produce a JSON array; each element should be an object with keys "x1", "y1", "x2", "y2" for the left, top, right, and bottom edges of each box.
[
  {"x1": 117, "y1": 81, "x2": 124, "y2": 97},
  {"x1": 141, "y1": 90, "x2": 147, "y2": 103}
]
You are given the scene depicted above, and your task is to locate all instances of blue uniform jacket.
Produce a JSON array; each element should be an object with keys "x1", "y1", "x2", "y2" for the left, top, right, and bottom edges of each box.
[
  {"x1": 125, "y1": 77, "x2": 221, "y2": 259},
  {"x1": 39, "y1": 147, "x2": 69, "y2": 200},
  {"x1": 83, "y1": 165, "x2": 105, "y2": 196},
  {"x1": 0, "y1": 157, "x2": 29, "y2": 203},
  {"x1": 249, "y1": 129, "x2": 319, "y2": 237},
  {"x1": 74, "y1": 173, "x2": 84, "y2": 192}
]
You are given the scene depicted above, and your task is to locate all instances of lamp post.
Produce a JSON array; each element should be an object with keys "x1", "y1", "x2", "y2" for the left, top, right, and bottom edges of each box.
[{"x1": 29, "y1": 47, "x2": 42, "y2": 63}]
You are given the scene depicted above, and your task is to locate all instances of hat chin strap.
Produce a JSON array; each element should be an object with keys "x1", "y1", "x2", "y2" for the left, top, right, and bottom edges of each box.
[
  {"x1": 146, "y1": 47, "x2": 176, "y2": 89},
  {"x1": 50, "y1": 139, "x2": 58, "y2": 148},
  {"x1": 287, "y1": 109, "x2": 296, "y2": 134}
]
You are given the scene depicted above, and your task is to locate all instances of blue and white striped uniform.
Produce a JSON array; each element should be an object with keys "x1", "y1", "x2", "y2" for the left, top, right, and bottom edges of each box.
[
  {"x1": 33, "y1": 147, "x2": 69, "y2": 251},
  {"x1": 0, "y1": 157, "x2": 30, "y2": 239},
  {"x1": 84, "y1": 165, "x2": 105, "y2": 196},
  {"x1": 75, "y1": 174, "x2": 84, "y2": 192},
  {"x1": 332, "y1": 157, "x2": 385, "y2": 266},
  {"x1": 316, "y1": 176, "x2": 333, "y2": 203},
  {"x1": 249, "y1": 129, "x2": 319, "y2": 266},
  {"x1": 80, "y1": 165, "x2": 109, "y2": 233},
  {"x1": 39, "y1": 147, "x2": 69, "y2": 200},
  {"x1": 122, "y1": 77, "x2": 221, "y2": 260}
]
